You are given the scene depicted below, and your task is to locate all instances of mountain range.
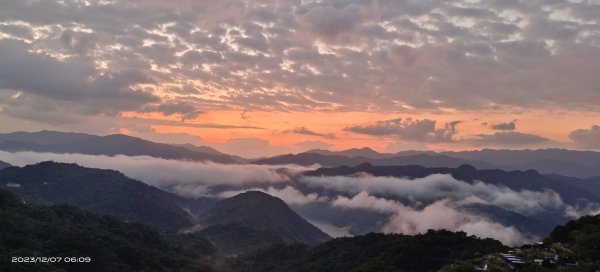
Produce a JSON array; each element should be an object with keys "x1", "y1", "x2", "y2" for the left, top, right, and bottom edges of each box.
[
  {"x1": 0, "y1": 161, "x2": 196, "y2": 230},
  {"x1": 0, "y1": 130, "x2": 239, "y2": 163},
  {"x1": 2, "y1": 154, "x2": 600, "y2": 270},
  {"x1": 4, "y1": 183, "x2": 599, "y2": 271},
  {"x1": 307, "y1": 147, "x2": 600, "y2": 170},
  {"x1": 3, "y1": 130, "x2": 600, "y2": 178},
  {"x1": 299, "y1": 163, "x2": 600, "y2": 239},
  {"x1": 256, "y1": 147, "x2": 600, "y2": 178},
  {"x1": 0, "y1": 162, "x2": 330, "y2": 253},
  {"x1": 252, "y1": 152, "x2": 494, "y2": 169},
  {"x1": 305, "y1": 163, "x2": 600, "y2": 204}
]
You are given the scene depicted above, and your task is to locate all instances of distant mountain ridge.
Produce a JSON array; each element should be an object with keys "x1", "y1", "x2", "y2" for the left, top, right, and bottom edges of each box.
[
  {"x1": 545, "y1": 174, "x2": 600, "y2": 198},
  {"x1": 442, "y1": 148, "x2": 600, "y2": 166},
  {"x1": 305, "y1": 163, "x2": 600, "y2": 204},
  {"x1": 442, "y1": 149, "x2": 600, "y2": 178},
  {"x1": 305, "y1": 147, "x2": 600, "y2": 168},
  {"x1": 303, "y1": 163, "x2": 600, "y2": 239},
  {"x1": 305, "y1": 147, "x2": 393, "y2": 159},
  {"x1": 257, "y1": 147, "x2": 600, "y2": 178},
  {"x1": 176, "y1": 143, "x2": 250, "y2": 163},
  {"x1": 252, "y1": 152, "x2": 493, "y2": 169},
  {"x1": 0, "y1": 130, "x2": 239, "y2": 163},
  {"x1": 4, "y1": 130, "x2": 600, "y2": 177}
]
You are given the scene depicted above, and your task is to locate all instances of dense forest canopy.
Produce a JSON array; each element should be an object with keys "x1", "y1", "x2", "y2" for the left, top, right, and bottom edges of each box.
[{"x1": 0, "y1": 189, "x2": 214, "y2": 272}]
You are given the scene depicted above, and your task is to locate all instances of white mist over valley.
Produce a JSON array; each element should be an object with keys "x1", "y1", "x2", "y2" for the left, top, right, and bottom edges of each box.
[{"x1": 3, "y1": 150, "x2": 598, "y2": 246}]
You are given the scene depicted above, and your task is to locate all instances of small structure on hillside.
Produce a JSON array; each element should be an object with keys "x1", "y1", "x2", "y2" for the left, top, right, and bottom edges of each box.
[
  {"x1": 474, "y1": 264, "x2": 488, "y2": 271},
  {"x1": 499, "y1": 253, "x2": 527, "y2": 270},
  {"x1": 6, "y1": 183, "x2": 21, "y2": 188}
]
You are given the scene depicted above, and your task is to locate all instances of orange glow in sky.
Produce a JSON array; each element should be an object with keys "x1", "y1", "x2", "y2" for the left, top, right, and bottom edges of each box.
[{"x1": 117, "y1": 108, "x2": 600, "y2": 157}]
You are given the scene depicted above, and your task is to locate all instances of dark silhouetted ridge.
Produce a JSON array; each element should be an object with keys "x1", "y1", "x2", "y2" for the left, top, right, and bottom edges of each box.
[
  {"x1": 0, "y1": 189, "x2": 215, "y2": 271},
  {"x1": 201, "y1": 191, "x2": 330, "y2": 245},
  {"x1": 305, "y1": 164, "x2": 600, "y2": 204},
  {"x1": 0, "y1": 161, "x2": 10, "y2": 170},
  {"x1": 0, "y1": 130, "x2": 239, "y2": 163},
  {"x1": 0, "y1": 161, "x2": 194, "y2": 230}
]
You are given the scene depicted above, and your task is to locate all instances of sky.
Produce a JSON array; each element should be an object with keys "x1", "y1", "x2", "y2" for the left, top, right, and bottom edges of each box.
[{"x1": 0, "y1": 0, "x2": 599, "y2": 157}]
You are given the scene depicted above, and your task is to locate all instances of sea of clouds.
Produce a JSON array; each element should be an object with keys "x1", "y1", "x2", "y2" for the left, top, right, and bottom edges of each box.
[{"x1": 2, "y1": 150, "x2": 599, "y2": 246}]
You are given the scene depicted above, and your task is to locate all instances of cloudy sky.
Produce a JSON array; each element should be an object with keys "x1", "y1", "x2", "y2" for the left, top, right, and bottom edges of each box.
[{"x1": 1, "y1": 0, "x2": 599, "y2": 157}]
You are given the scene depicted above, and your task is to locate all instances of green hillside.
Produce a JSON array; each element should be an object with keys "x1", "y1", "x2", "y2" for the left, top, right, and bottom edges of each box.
[{"x1": 0, "y1": 189, "x2": 214, "y2": 272}]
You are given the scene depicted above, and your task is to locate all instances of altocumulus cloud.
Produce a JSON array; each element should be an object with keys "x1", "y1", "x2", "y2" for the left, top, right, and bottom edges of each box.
[
  {"x1": 344, "y1": 118, "x2": 459, "y2": 142},
  {"x1": 490, "y1": 121, "x2": 516, "y2": 131},
  {"x1": 569, "y1": 125, "x2": 600, "y2": 150},
  {"x1": 468, "y1": 131, "x2": 551, "y2": 148},
  {"x1": 0, "y1": 0, "x2": 599, "y2": 122}
]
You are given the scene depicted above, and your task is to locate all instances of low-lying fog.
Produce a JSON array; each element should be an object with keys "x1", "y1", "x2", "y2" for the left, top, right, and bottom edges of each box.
[{"x1": 2, "y1": 150, "x2": 599, "y2": 246}]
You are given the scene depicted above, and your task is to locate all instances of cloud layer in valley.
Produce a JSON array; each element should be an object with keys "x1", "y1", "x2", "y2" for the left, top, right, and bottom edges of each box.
[
  {"x1": 0, "y1": 151, "x2": 313, "y2": 197},
  {"x1": 3, "y1": 151, "x2": 600, "y2": 245}
]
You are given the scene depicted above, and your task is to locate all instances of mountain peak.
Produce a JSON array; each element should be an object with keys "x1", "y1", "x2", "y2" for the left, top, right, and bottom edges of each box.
[
  {"x1": 302, "y1": 147, "x2": 385, "y2": 159},
  {"x1": 202, "y1": 191, "x2": 330, "y2": 245},
  {"x1": 221, "y1": 190, "x2": 287, "y2": 208},
  {"x1": 456, "y1": 164, "x2": 477, "y2": 171},
  {"x1": 233, "y1": 190, "x2": 278, "y2": 199}
]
